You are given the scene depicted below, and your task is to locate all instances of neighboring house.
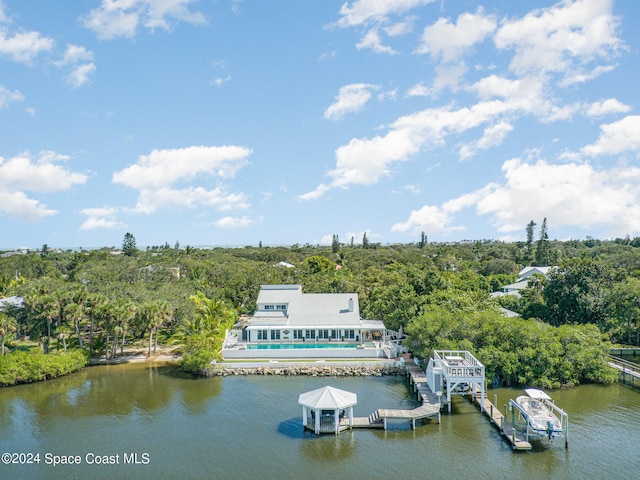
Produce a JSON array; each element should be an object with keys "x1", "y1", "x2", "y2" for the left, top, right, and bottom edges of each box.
[
  {"x1": 222, "y1": 285, "x2": 394, "y2": 360},
  {"x1": 492, "y1": 266, "x2": 556, "y2": 297},
  {"x1": 0, "y1": 296, "x2": 24, "y2": 310}
]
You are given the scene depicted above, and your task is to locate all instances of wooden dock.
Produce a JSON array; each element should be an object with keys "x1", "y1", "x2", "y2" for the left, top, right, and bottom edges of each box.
[
  {"x1": 609, "y1": 355, "x2": 640, "y2": 388},
  {"x1": 473, "y1": 393, "x2": 532, "y2": 451},
  {"x1": 345, "y1": 360, "x2": 442, "y2": 431}
]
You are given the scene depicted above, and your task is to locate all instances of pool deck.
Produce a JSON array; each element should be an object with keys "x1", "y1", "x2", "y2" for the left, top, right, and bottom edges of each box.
[{"x1": 222, "y1": 341, "x2": 389, "y2": 360}]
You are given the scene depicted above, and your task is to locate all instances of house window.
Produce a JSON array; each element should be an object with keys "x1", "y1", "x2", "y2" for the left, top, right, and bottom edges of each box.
[
  {"x1": 346, "y1": 329, "x2": 355, "y2": 339},
  {"x1": 293, "y1": 330, "x2": 304, "y2": 339},
  {"x1": 276, "y1": 304, "x2": 287, "y2": 310},
  {"x1": 271, "y1": 330, "x2": 280, "y2": 340},
  {"x1": 305, "y1": 330, "x2": 315, "y2": 339},
  {"x1": 318, "y1": 329, "x2": 329, "y2": 339},
  {"x1": 257, "y1": 330, "x2": 268, "y2": 340},
  {"x1": 264, "y1": 305, "x2": 274, "y2": 310},
  {"x1": 331, "y1": 329, "x2": 338, "y2": 339}
]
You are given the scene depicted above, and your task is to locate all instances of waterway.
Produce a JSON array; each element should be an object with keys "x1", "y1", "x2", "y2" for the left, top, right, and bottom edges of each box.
[{"x1": 0, "y1": 362, "x2": 638, "y2": 480}]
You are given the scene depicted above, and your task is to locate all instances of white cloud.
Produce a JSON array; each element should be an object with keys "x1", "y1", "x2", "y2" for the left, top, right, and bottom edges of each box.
[
  {"x1": 304, "y1": 95, "x2": 540, "y2": 199},
  {"x1": 0, "y1": 191, "x2": 56, "y2": 221},
  {"x1": 494, "y1": 0, "x2": 621, "y2": 80},
  {"x1": 586, "y1": 98, "x2": 631, "y2": 117},
  {"x1": 458, "y1": 121, "x2": 513, "y2": 160},
  {"x1": 391, "y1": 205, "x2": 462, "y2": 235},
  {"x1": 0, "y1": 29, "x2": 54, "y2": 64},
  {"x1": 214, "y1": 216, "x2": 254, "y2": 228},
  {"x1": 81, "y1": 0, "x2": 205, "y2": 40},
  {"x1": 113, "y1": 145, "x2": 252, "y2": 214},
  {"x1": 581, "y1": 115, "x2": 640, "y2": 156},
  {"x1": 0, "y1": 3, "x2": 9, "y2": 24},
  {"x1": 55, "y1": 44, "x2": 93, "y2": 66},
  {"x1": 0, "y1": 85, "x2": 24, "y2": 109},
  {"x1": 324, "y1": 83, "x2": 379, "y2": 121},
  {"x1": 416, "y1": 9, "x2": 496, "y2": 62},
  {"x1": 135, "y1": 186, "x2": 249, "y2": 214},
  {"x1": 67, "y1": 63, "x2": 96, "y2": 88},
  {"x1": 52, "y1": 44, "x2": 96, "y2": 88},
  {"x1": 79, "y1": 207, "x2": 125, "y2": 230},
  {"x1": 0, "y1": 151, "x2": 87, "y2": 221},
  {"x1": 356, "y1": 29, "x2": 398, "y2": 54},
  {"x1": 474, "y1": 158, "x2": 640, "y2": 235},
  {"x1": 113, "y1": 145, "x2": 251, "y2": 190},
  {"x1": 406, "y1": 82, "x2": 431, "y2": 98},
  {"x1": 392, "y1": 158, "x2": 640, "y2": 238},
  {"x1": 336, "y1": 0, "x2": 434, "y2": 28},
  {"x1": 384, "y1": 18, "x2": 415, "y2": 36},
  {"x1": 318, "y1": 50, "x2": 337, "y2": 61},
  {"x1": 211, "y1": 75, "x2": 231, "y2": 87},
  {"x1": 0, "y1": 151, "x2": 86, "y2": 193}
]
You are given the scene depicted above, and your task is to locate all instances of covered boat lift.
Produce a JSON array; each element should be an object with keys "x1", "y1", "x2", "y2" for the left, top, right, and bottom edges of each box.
[
  {"x1": 427, "y1": 350, "x2": 485, "y2": 413},
  {"x1": 298, "y1": 386, "x2": 357, "y2": 435}
]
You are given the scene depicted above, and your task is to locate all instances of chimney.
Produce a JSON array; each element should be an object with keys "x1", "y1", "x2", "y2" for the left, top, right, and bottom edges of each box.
[{"x1": 348, "y1": 298, "x2": 354, "y2": 312}]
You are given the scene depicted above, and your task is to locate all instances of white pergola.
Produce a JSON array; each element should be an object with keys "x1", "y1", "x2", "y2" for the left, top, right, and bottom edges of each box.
[{"x1": 298, "y1": 386, "x2": 357, "y2": 435}]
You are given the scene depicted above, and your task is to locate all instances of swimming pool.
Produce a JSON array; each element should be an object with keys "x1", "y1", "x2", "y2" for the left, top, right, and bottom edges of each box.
[{"x1": 245, "y1": 343, "x2": 371, "y2": 350}]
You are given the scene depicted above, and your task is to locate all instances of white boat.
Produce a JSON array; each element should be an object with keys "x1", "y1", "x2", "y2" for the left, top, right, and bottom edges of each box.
[{"x1": 512, "y1": 388, "x2": 563, "y2": 440}]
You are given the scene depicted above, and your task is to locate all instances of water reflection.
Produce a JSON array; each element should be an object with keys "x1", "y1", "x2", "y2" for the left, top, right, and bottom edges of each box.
[{"x1": 300, "y1": 431, "x2": 357, "y2": 461}]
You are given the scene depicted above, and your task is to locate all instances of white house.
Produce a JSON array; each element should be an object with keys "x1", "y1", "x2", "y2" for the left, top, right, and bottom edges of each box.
[
  {"x1": 493, "y1": 266, "x2": 556, "y2": 297},
  {"x1": 222, "y1": 285, "x2": 395, "y2": 359}
]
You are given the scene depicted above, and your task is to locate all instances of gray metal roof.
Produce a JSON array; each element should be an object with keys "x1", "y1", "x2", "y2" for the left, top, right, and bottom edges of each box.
[{"x1": 252, "y1": 285, "x2": 374, "y2": 329}]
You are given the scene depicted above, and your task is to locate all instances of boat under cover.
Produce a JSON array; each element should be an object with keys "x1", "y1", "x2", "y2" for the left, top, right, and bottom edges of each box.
[{"x1": 513, "y1": 388, "x2": 563, "y2": 440}]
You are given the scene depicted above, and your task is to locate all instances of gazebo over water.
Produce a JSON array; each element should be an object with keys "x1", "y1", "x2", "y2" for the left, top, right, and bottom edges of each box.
[{"x1": 298, "y1": 386, "x2": 357, "y2": 435}]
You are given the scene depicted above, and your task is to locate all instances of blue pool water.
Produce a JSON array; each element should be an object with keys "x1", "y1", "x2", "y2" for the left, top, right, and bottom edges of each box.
[{"x1": 245, "y1": 343, "x2": 363, "y2": 350}]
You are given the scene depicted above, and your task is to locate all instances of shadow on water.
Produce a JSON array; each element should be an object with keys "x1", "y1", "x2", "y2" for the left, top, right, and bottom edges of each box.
[{"x1": 277, "y1": 416, "x2": 306, "y2": 439}]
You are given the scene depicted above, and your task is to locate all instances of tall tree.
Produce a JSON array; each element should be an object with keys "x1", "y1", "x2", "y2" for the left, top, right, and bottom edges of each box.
[
  {"x1": 362, "y1": 232, "x2": 370, "y2": 249},
  {"x1": 544, "y1": 256, "x2": 619, "y2": 328},
  {"x1": 419, "y1": 231, "x2": 427, "y2": 249},
  {"x1": 535, "y1": 218, "x2": 549, "y2": 265},
  {"x1": 122, "y1": 232, "x2": 138, "y2": 257},
  {"x1": 525, "y1": 220, "x2": 536, "y2": 264},
  {"x1": 331, "y1": 234, "x2": 340, "y2": 254}
]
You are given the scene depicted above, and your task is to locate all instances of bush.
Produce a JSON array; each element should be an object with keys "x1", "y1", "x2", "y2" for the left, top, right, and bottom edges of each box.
[{"x1": 0, "y1": 349, "x2": 88, "y2": 387}]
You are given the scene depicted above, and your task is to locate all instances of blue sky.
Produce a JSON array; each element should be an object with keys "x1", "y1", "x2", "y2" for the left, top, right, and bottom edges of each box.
[{"x1": 1, "y1": 0, "x2": 639, "y2": 249}]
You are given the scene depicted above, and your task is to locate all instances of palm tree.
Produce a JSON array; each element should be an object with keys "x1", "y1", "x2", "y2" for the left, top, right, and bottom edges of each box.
[
  {"x1": 0, "y1": 312, "x2": 17, "y2": 355},
  {"x1": 56, "y1": 324, "x2": 72, "y2": 352}
]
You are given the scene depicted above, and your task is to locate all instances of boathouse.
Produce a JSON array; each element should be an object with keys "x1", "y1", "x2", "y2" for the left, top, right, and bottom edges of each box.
[{"x1": 299, "y1": 386, "x2": 357, "y2": 435}]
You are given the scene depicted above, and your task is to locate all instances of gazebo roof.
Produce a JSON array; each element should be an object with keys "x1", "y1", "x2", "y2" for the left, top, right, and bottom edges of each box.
[{"x1": 298, "y1": 386, "x2": 357, "y2": 410}]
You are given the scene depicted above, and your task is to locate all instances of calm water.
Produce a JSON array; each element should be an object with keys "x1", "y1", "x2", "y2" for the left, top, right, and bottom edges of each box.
[{"x1": 0, "y1": 363, "x2": 638, "y2": 480}]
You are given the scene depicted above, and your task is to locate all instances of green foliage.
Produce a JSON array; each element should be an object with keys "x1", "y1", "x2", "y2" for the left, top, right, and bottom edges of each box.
[
  {"x1": 4, "y1": 238, "x2": 638, "y2": 386},
  {"x1": 406, "y1": 302, "x2": 616, "y2": 389},
  {"x1": 176, "y1": 293, "x2": 236, "y2": 374},
  {"x1": 544, "y1": 256, "x2": 620, "y2": 328},
  {"x1": 0, "y1": 349, "x2": 87, "y2": 387},
  {"x1": 303, "y1": 255, "x2": 335, "y2": 274}
]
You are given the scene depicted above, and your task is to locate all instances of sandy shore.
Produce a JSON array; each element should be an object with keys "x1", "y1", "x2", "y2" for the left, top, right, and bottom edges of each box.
[{"x1": 90, "y1": 350, "x2": 181, "y2": 365}]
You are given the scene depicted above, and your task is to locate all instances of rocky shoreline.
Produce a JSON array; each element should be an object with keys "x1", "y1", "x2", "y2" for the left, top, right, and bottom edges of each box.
[{"x1": 204, "y1": 364, "x2": 406, "y2": 377}]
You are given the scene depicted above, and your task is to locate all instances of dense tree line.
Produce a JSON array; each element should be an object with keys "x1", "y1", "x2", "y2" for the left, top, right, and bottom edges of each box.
[{"x1": 2, "y1": 232, "x2": 640, "y2": 385}]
